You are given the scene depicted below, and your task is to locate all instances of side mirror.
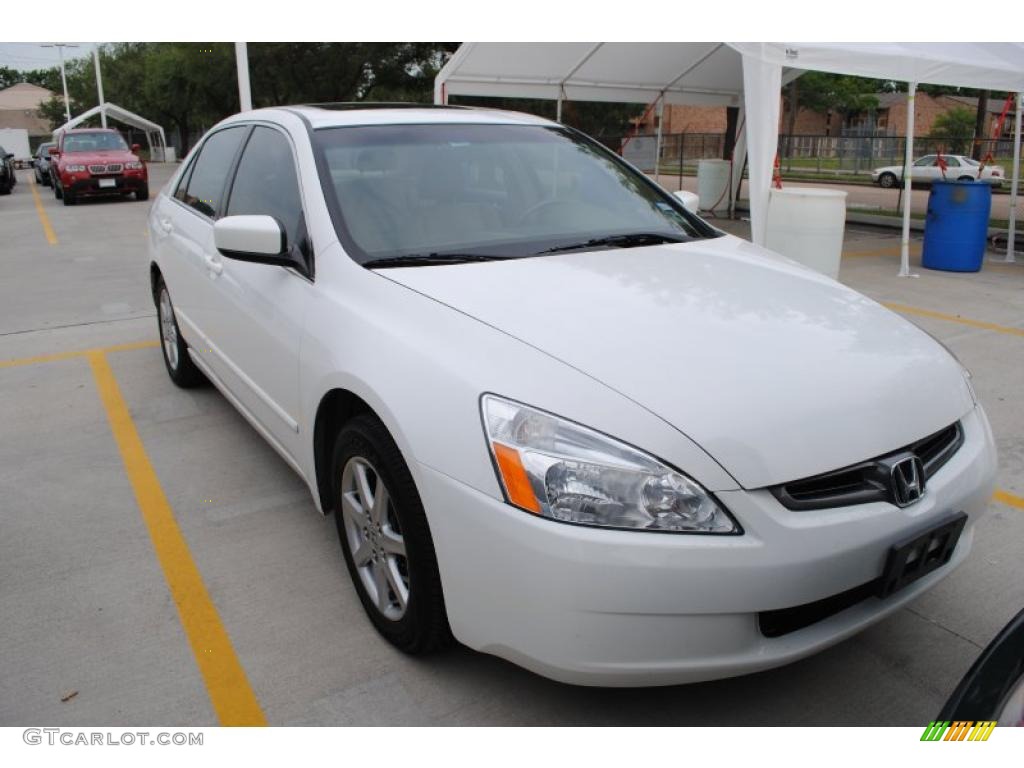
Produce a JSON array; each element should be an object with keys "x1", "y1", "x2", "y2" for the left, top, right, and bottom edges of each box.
[
  {"x1": 673, "y1": 189, "x2": 700, "y2": 214},
  {"x1": 131, "y1": 143, "x2": 141, "y2": 153},
  {"x1": 214, "y1": 215, "x2": 293, "y2": 266},
  {"x1": 3, "y1": 153, "x2": 13, "y2": 161},
  {"x1": 48, "y1": 146, "x2": 59, "y2": 156}
]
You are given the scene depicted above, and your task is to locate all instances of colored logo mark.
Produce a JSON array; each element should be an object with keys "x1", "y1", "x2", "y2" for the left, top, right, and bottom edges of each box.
[{"x1": 920, "y1": 721, "x2": 996, "y2": 741}]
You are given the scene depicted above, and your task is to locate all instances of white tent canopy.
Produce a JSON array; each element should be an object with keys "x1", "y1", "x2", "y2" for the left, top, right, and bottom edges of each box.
[
  {"x1": 53, "y1": 102, "x2": 170, "y2": 161},
  {"x1": 436, "y1": 42, "x2": 1024, "y2": 268}
]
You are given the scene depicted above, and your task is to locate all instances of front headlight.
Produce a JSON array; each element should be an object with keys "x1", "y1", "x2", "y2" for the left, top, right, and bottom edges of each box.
[
  {"x1": 482, "y1": 394, "x2": 738, "y2": 533},
  {"x1": 125, "y1": 161, "x2": 144, "y2": 170},
  {"x1": 65, "y1": 164, "x2": 86, "y2": 172}
]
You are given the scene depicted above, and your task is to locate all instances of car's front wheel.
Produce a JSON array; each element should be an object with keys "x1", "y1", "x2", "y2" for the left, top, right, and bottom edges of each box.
[
  {"x1": 53, "y1": 181, "x2": 62, "y2": 199},
  {"x1": 958, "y1": 175, "x2": 974, "y2": 183},
  {"x1": 878, "y1": 172, "x2": 897, "y2": 188},
  {"x1": 331, "y1": 414, "x2": 452, "y2": 655},
  {"x1": 136, "y1": 184, "x2": 149, "y2": 201},
  {"x1": 156, "y1": 278, "x2": 206, "y2": 388}
]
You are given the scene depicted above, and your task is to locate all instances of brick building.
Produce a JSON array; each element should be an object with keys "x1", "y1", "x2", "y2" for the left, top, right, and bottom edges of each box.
[
  {"x1": 632, "y1": 98, "x2": 842, "y2": 136},
  {"x1": 630, "y1": 91, "x2": 1012, "y2": 139},
  {"x1": 0, "y1": 83, "x2": 56, "y2": 145}
]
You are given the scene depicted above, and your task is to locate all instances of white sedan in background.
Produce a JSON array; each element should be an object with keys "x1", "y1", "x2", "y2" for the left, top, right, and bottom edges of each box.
[
  {"x1": 873, "y1": 154, "x2": 1005, "y2": 187},
  {"x1": 148, "y1": 105, "x2": 997, "y2": 686}
]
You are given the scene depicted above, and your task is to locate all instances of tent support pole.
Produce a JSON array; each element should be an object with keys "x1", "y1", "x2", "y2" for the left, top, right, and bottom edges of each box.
[
  {"x1": 899, "y1": 82, "x2": 918, "y2": 278},
  {"x1": 654, "y1": 95, "x2": 665, "y2": 183},
  {"x1": 556, "y1": 95, "x2": 563, "y2": 123},
  {"x1": 1006, "y1": 92, "x2": 1021, "y2": 262}
]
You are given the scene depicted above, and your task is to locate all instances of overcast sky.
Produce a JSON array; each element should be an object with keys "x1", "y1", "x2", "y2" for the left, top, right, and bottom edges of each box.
[{"x1": 0, "y1": 42, "x2": 98, "y2": 71}]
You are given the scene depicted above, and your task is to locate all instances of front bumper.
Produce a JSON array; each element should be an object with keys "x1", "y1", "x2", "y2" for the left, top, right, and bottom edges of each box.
[
  {"x1": 419, "y1": 405, "x2": 997, "y2": 686},
  {"x1": 66, "y1": 174, "x2": 147, "y2": 196}
]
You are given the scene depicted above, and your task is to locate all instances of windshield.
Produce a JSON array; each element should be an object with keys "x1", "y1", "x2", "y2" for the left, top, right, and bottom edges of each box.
[
  {"x1": 37, "y1": 143, "x2": 55, "y2": 156},
  {"x1": 63, "y1": 132, "x2": 129, "y2": 153},
  {"x1": 314, "y1": 123, "x2": 716, "y2": 265}
]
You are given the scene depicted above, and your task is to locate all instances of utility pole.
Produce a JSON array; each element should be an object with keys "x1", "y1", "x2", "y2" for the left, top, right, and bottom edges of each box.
[
  {"x1": 93, "y1": 48, "x2": 106, "y2": 127},
  {"x1": 41, "y1": 43, "x2": 79, "y2": 124},
  {"x1": 235, "y1": 43, "x2": 253, "y2": 112}
]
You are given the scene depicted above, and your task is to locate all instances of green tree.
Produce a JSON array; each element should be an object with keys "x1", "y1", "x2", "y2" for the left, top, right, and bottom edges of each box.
[{"x1": 930, "y1": 106, "x2": 975, "y2": 153}]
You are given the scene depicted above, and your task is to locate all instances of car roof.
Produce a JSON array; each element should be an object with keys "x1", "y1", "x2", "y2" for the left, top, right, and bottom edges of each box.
[
  {"x1": 224, "y1": 103, "x2": 557, "y2": 131},
  {"x1": 64, "y1": 128, "x2": 120, "y2": 134}
]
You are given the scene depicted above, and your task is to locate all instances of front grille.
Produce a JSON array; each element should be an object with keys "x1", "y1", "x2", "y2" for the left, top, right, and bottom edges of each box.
[
  {"x1": 89, "y1": 163, "x2": 123, "y2": 175},
  {"x1": 770, "y1": 422, "x2": 964, "y2": 511}
]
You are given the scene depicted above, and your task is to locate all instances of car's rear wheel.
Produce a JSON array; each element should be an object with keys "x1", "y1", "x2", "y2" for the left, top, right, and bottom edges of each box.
[
  {"x1": 331, "y1": 414, "x2": 452, "y2": 655},
  {"x1": 136, "y1": 184, "x2": 149, "y2": 201},
  {"x1": 156, "y1": 278, "x2": 206, "y2": 388},
  {"x1": 878, "y1": 172, "x2": 897, "y2": 188}
]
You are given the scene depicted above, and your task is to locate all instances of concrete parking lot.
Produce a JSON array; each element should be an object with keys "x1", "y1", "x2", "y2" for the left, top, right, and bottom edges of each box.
[{"x1": 1, "y1": 162, "x2": 1022, "y2": 726}]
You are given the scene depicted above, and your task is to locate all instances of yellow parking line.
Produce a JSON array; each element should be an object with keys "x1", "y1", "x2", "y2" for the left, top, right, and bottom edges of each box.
[
  {"x1": 883, "y1": 302, "x2": 1024, "y2": 338},
  {"x1": 28, "y1": 177, "x2": 58, "y2": 246},
  {"x1": 994, "y1": 489, "x2": 1024, "y2": 510},
  {"x1": 87, "y1": 350, "x2": 266, "y2": 726},
  {"x1": 0, "y1": 340, "x2": 158, "y2": 369}
]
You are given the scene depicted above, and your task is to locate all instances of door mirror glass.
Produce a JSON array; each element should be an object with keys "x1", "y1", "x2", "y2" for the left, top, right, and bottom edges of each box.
[
  {"x1": 214, "y1": 215, "x2": 288, "y2": 261},
  {"x1": 48, "y1": 146, "x2": 59, "y2": 156}
]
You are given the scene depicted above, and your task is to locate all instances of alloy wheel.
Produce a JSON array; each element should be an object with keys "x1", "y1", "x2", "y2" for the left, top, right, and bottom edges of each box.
[
  {"x1": 159, "y1": 288, "x2": 179, "y2": 371},
  {"x1": 340, "y1": 456, "x2": 410, "y2": 620}
]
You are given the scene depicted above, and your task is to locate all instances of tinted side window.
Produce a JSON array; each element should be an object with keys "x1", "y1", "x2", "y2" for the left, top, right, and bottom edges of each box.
[
  {"x1": 227, "y1": 127, "x2": 305, "y2": 250},
  {"x1": 173, "y1": 155, "x2": 198, "y2": 203},
  {"x1": 182, "y1": 127, "x2": 247, "y2": 217}
]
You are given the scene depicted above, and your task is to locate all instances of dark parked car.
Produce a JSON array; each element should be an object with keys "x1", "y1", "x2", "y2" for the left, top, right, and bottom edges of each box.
[
  {"x1": 0, "y1": 145, "x2": 16, "y2": 195},
  {"x1": 940, "y1": 607, "x2": 1024, "y2": 727},
  {"x1": 34, "y1": 142, "x2": 56, "y2": 187}
]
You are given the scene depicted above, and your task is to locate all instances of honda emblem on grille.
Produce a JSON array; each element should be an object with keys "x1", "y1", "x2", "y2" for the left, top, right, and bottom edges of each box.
[{"x1": 891, "y1": 456, "x2": 925, "y2": 506}]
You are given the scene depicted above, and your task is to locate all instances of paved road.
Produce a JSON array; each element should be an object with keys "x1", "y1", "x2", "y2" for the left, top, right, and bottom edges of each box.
[{"x1": 1, "y1": 164, "x2": 1022, "y2": 726}]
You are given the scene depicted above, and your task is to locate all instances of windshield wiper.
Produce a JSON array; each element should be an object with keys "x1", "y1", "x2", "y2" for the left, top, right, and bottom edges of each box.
[
  {"x1": 364, "y1": 253, "x2": 516, "y2": 269},
  {"x1": 536, "y1": 232, "x2": 686, "y2": 255}
]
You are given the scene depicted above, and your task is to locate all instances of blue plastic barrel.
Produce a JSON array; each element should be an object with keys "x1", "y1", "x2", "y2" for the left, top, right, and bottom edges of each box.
[{"x1": 921, "y1": 180, "x2": 992, "y2": 272}]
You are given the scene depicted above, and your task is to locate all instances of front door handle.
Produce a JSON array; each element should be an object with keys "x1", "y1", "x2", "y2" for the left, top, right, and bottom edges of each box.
[
  {"x1": 206, "y1": 257, "x2": 223, "y2": 276},
  {"x1": 157, "y1": 218, "x2": 173, "y2": 233}
]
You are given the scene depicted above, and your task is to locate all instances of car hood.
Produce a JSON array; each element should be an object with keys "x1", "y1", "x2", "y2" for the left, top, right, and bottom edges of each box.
[
  {"x1": 61, "y1": 150, "x2": 138, "y2": 164},
  {"x1": 383, "y1": 235, "x2": 974, "y2": 488}
]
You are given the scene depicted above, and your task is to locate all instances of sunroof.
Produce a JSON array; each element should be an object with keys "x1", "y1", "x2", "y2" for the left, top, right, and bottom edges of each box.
[{"x1": 305, "y1": 102, "x2": 469, "y2": 111}]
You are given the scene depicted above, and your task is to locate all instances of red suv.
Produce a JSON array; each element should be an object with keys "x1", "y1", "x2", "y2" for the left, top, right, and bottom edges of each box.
[{"x1": 49, "y1": 128, "x2": 149, "y2": 205}]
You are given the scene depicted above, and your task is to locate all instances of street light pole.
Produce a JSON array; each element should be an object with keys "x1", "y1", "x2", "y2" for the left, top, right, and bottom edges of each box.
[
  {"x1": 235, "y1": 43, "x2": 253, "y2": 112},
  {"x1": 93, "y1": 48, "x2": 106, "y2": 128},
  {"x1": 41, "y1": 43, "x2": 79, "y2": 124}
]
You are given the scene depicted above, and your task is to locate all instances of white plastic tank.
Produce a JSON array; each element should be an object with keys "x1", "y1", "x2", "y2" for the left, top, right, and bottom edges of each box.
[
  {"x1": 697, "y1": 159, "x2": 731, "y2": 215},
  {"x1": 765, "y1": 187, "x2": 848, "y2": 279}
]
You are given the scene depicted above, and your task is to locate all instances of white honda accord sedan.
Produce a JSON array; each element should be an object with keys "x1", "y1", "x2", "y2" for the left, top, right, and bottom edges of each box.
[{"x1": 148, "y1": 104, "x2": 997, "y2": 686}]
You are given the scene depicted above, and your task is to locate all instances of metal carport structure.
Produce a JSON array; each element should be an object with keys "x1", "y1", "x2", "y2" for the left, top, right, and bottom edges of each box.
[
  {"x1": 53, "y1": 102, "x2": 170, "y2": 162},
  {"x1": 435, "y1": 42, "x2": 1024, "y2": 270}
]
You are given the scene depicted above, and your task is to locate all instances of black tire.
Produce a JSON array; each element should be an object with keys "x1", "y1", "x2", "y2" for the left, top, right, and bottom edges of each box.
[
  {"x1": 0, "y1": 182, "x2": 10, "y2": 196},
  {"x1": 54, "y1": 181, "x2": 63, "y2": 199},
  {"x1": 331, "y1": 414, "x2": 452, "y2": 655},
  {"x1": 155, "y1": 277, "x2": 206, "y2": 388},
  {"x1": 878, "y1": 172, "x2": 897, "y2": 189},
  {"x1": 135, "y1": 184, "x2": 149, "y2": 201},
  {"x1": 62, "y1": 191, "x2": 75, "y2": 206}
]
